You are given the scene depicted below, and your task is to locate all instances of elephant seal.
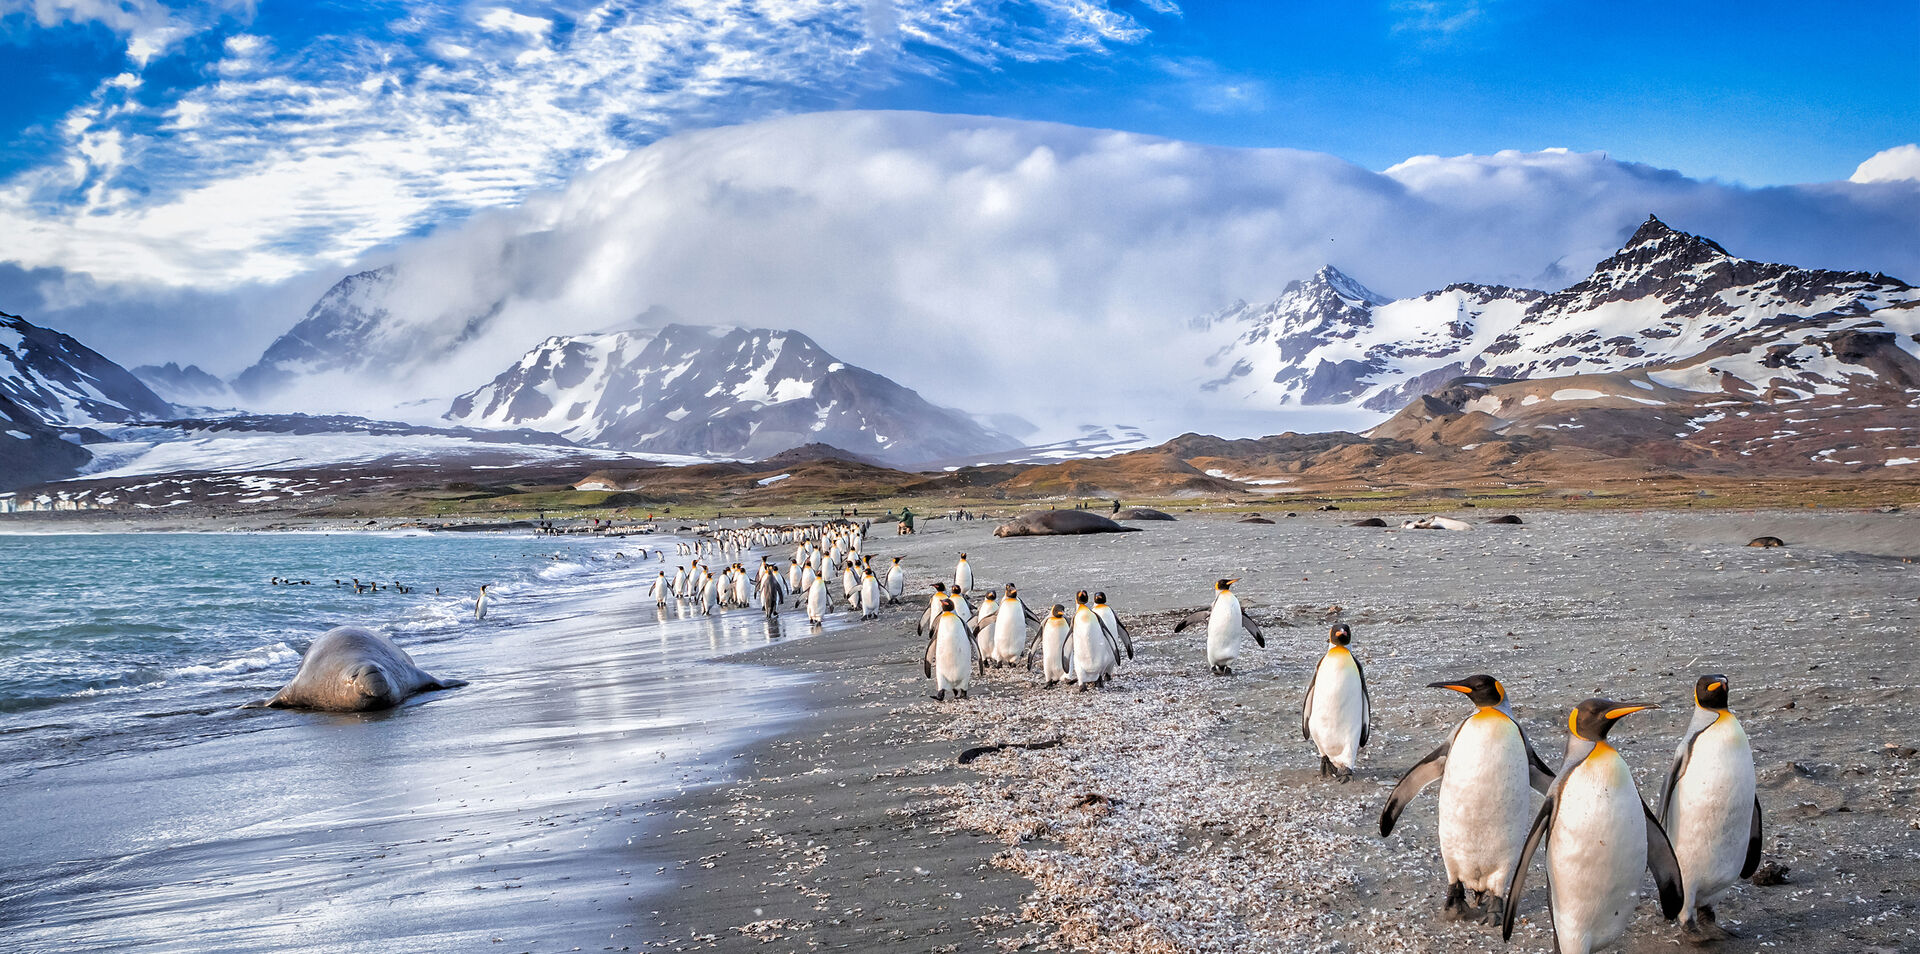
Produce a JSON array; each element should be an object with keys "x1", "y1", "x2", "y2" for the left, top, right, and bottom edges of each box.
[
  {"x1": 1486, "y1": 514, "x2": 1525, "y2": 525},
  {"x1": 1746, "y1": 536, "x2": 1786, "y2": 548},
  {"x1": 1239, "y1": 516, "x2": 1276, "y2": 525},
  {"x1": 1401, "y1": 516, "x2": 1474, "y2": 531},
  {"x1": 242, "y1": 626, "x2": 468, "y2": 712},
  {"x1": 994, "y1": 510, "x2": 1140, "y2": 537},
  {"x1": 1350, "y1": 517, "x2": 1389, "y2": 528},
  {"x1": 1113, "y1": 507, "x2": 1175, "y2": 521}
]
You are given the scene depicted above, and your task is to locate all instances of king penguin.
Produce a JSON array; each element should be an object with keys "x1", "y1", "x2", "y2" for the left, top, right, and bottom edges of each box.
[
  {"x1": 474, "y1": 584, "x2": 490, "y2": 621},
  {"x1": 991, "y1": 583, "x2": 1041, "y2": 667},
  {"x1": 1504, "y1": 699, "x2": 1684, "y2": 954},
  {"x1": 1302, "y1": 623, "x2": 1369, "y2": 781},
  {"x1": 1032, "y1": 603, "x2": 1072, "y2": 687},
  {"x1": 1660, "y1": 674, "x2": 1762, "y2": 944},
  {"x1": 954, "y1": 552, "x2": 974, "y2": 595},
  {"x1": 922, "y1": 597, "x2": 981, "y2": 702},
  {"x1": 1068, "y1": 591, "x2": 1119, "y2": 689},
  {"x1": 1174, "y1": 579, "x2": 1263, "y2": 675},
  {"x1": 1379, "y1": 674, "x2": 1557, "y2": 923},
  {"x1": 858, "y1": 568, "x2": 884, "y2": 621},
  {"x1": 885, "y1": 557, "x2": 905, "y2": 603}
]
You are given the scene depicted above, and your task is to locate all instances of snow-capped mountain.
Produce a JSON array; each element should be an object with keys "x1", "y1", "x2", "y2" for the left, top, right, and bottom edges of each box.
[
  {"x1": 1199, "y1": 216, "x2": 1917, "y2": 414},
  {"x1": 445, "y1": 323, "x2": 1020, "y2": 465},
  {"x1": 232, "y1": 268, "x2": 396, "y2": 400},
  {"x1": 133, "y1": 362, "x2": 237, "y2": 407},
  {"x1": 3, "y1": 310, "x2": 175, "y2": 427}
]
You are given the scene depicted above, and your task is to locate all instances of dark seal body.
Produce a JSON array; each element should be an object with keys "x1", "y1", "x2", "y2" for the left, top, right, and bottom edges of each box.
[
  {"x1": 1746, "y1": 536, "x2": 1786, "y2": 548},
  {"x1": 993, "y1": 510, "x2": 1141, "y2": 537},
  {"x1": 1113, "y1": 507, "x2": 1176, "y2": 521},
  {"x1": 243, "y1": 626, "x2": 468, "y2": 712}
]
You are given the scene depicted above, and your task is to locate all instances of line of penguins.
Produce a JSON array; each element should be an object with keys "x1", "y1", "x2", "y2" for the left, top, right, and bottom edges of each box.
[
  {"x1": 924, "y1": 566, "x2": 1763, "y2": 954},
  {"x1": 636, "y1": 533, "x2": 1760, "y2": 954}
]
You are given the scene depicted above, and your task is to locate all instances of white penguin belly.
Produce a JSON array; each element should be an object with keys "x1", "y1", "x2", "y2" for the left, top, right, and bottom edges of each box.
[
  {"x1": 1041, "y1": 621, "x2": 1070, "y2": 681},
  {"x1": 994, "y1": 601, "x2": 1028, "y2": 661},
  {"x1": 1549, "y1": 753, "x2": 1647, "y2": 954},
  {"x1": 1307, "y1": 655, "x2": 1365, "y2": 768},
  {"x1": 1670, "y1": 719, "x2": 1755, "y2": 907},
  {"x1": 1437, "y1": 714, "x2": 1533, "y2": 892},
  {"x1": 935, "y1": 619, "x2": 971, "y2": 690},
  {"x1": 807, "y1": 584, "x2": 828, "y2": 621},
  {"x1": 1205, "y1": 603, "x2": 1240, "y2": 666},
  {"x1": 1072, "y1": 618, "x2": 1114, "y2": 679}
]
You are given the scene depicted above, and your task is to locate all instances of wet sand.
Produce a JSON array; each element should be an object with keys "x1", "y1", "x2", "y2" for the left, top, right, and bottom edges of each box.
[{"x1": 644, "y1": 508, "x2": 1918, "y2": 952}]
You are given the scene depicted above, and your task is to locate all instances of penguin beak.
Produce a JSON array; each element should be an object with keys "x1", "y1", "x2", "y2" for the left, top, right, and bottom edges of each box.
[
  {"x1": 1604, "y1": 703, "x2": 1659, "y2": 719},
  {"x1": 1706, "y1": 681, "x2": 1724, "y2": 692},
  {"x1": 1427, "y1": 682, "x2": 1472, "y2": 694}
]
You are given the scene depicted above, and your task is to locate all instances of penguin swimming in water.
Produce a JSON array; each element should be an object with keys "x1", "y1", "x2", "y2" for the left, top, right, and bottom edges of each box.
[
  {"x1": 1303, "y1": 623, "x2": 1369, "y2": 781},
  {"x1": 1660, "y1": 674, "x2": 1762, "y2": 944},
  {"x1": 1175, "y1": 579, "x2": 1263, "y2": 675},
  {"x1": 1032, "y1": 603, "x2": 1073, "y2": 686},
  {"x1": 474, "y1": 584, "x2": 490, "y2": 620},
  {"x1": 1503, "y1": 699, "x2": 1684, "y2": 954},
  {"x1": 954, "y1": 553, "x2": 973, "y2": 595},
  {"x1": 1379, "y1": 675, "x2": 1558, "y2": 924},
  {"x1": 922, "y1": 598, "x2": 981, "y2": 702}
]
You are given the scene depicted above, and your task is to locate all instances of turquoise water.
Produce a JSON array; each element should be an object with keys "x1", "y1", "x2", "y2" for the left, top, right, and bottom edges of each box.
[{"x1": 0, "y1": 531, "x2": 658, "y2": 770}]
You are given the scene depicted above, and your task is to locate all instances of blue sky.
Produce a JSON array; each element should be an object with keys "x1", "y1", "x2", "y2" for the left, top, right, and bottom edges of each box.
[{"x1": 0, "y1": 0, "x2": 1914, "y2": 381}]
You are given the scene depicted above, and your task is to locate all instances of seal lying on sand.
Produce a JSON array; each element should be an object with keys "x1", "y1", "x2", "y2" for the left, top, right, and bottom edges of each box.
[
  {"x1": 1402, "y1": 516, "x2": 1474, "y2": 531},
  {"x1": 1486, "y1": 514, "x2": 1525, "y2": 525},
  {"x1": 994, "y1": 510, "x2": 1140, "y2": 537},
  {"x1": 1350, "y1": 517, "x2": 1389, "y2": 528},
  {"x1": 243, "y1": 626, "x2": 468, "y2": 712},
  {"x1": 1747, "y1": 536, "x2": 1786, "y2": 548},
  {"x1": 1113, "y1": 507, "x2": 1176, "y2": 521},
  {"x1": 1239, "y1": 516, "x2": 1276, "y2": 525}
]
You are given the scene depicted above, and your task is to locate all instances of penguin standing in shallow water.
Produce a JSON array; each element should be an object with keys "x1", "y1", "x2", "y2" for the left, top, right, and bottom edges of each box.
[
  {"x1": 1661, "y1": 674, "x2": 1762, "y2": 944},
  {"x1": 474, "y1": 584, "x2": 490, "y2": 620},
  {"x1": 1174, "y1": 579, "x2": 1263, "y2": 674},
  {"x1": 1303, "y1": 623, "x2": 1369, "y2": 780},
  {"x1": 1380, "y1": 675, "x2": 1557, "y2": 924},
  {"x1": 1504, "y1": 699, "x2": 1684, "y2": 954}
]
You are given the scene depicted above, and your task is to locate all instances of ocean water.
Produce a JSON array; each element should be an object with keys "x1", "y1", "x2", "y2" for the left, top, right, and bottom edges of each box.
[{"x1": 0, "y1": 531, "x2": 669, "y2": 773}]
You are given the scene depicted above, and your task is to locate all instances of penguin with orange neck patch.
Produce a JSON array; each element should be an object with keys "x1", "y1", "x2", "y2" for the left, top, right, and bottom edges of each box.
[
  {"x1": 1504, "y1": 699, "x2": 1684, "y2": 953},
  {"x1": 1302, "y1": 623, "x2": 1369, "y2": 781},
  {"x1": 1380, "y1": 675, "x2": 1557, "y2": 924},
  {"x1": 1660, "y1": 675, "x2": 1762, "y2": 944}
]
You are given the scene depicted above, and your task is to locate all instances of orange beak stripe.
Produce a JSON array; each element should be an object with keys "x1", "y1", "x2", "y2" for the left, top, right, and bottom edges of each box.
[{"x1": 1604, "y1": 704, "x2": 1658, "y2": 719}]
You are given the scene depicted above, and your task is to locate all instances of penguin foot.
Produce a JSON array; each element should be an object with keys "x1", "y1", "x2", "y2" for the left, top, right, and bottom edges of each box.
[
  {"x1": 957, "y1": 689, "x2": 970, "y2": 700},
  {"x1": 1681, "y1": 907, "x2": 1734, "y2": 943},
  {"x1": 1337, "y1": 768, "x2": 1353, "y2": 784},
  {"x1": 931, "y1": 690, "x2": 948, "y2": 703},
  {"x1": 1440, "y1": 882, "x2": 1468, "y2": 922},
  {"x1": 1318, "y1": 756, "x2": 1333, "y2": 778},
  {"x1": 1044, "y1": 680, "x2": 1057, "y2": 688},
  {"x1": 1481, "y1": 894, "x2": 1505, "y2": 925}
]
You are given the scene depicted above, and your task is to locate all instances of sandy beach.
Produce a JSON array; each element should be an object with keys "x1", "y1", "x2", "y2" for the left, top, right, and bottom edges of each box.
[
  {"x1": 6, "y1": 508, "x2": 1916, "y2": 953},
  {"x1": 636, "y1": 508, "x2": 1918, "y2": 953}
]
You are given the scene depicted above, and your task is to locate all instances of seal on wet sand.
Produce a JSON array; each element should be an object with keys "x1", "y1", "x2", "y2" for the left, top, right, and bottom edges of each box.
[
  {"x1": 242, "y1": 626, "x2": 469, "y2": 712},
  {"x1": 1113, "y1": 507, "x2": 1176, "y2": 521},
  {"x1": 993, "y1": 510, "x2": 1141, "y2": 537}
]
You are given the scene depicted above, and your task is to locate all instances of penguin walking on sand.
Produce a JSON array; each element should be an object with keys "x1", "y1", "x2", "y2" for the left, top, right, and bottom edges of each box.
[
  {"x1": 1303, "y1": 623, "x2": 1369, "y2": 781},
  {"x1": 954, "y1": 553, "x2": 973, "y2": 595},
  {"x1": 885, "y1": 557, "x2": 905, "y2": 604},
  {"x1": 1068, "y1": 591, "x2": 1120, "y2": 689},
  {"x1": 649, "y1": 571, "x2": 674, "y2": 607},
  {"x1": 989, "y1": 583, "x2": 1042, "y2": 666},
  {"x1": 1175, "y1": 579, "x2": 1264, "y2": 675},
  {"x1": 806, "y1": 575, "x2": 833, "y2": 625},
  {"x1": 1032, "y1": 604, "x2": 1073, "y2": 686},
  {"x1": 1660, "y1": 674, "x2": 1762, "y2": 944},
  {"x1": 1379, "y1": 675, "x2": 1558, "y2": 924},
  {"x1": 1090, "y1": 592, "x2": 1133, "y2": 664},
  {"x1": 858, "y1": 568, "x2": 884, "y2": 621},
  {"x1": 474, "y1": 584, "x2": 490, "y2": 620},
  {"x1": 918, "y1": 583, "x2": 953, "y2": 636},
  {"x1": 922, "y1": 598, "x2": 981, "y2": 702},
  {"x1": 1504, "y1": 699, "x2": 1685, "y2": 954}
]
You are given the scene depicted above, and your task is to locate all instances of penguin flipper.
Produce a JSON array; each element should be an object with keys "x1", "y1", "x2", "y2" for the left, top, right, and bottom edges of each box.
[
  {"x1": 1353, "y1": 655, "x2": 1371, "y2": 748},
  {"x1": 971, "y1": 611, "x2": 997, "y2": 637},
  {"x1": 1524, "y1": 739, "x2": 1558, "y2": 794},
  {"x1": 1379, "y1": 741, "x2": 1449, "y2": 836},
  {"x1": 1242, "y1": 615, "x2": 1264, "y2": 646},
  {"x1": 1742, "y1": 795, "x2": 1764, "y2": 878},
  {"x1": 922, "y1": 636, "x2": 936, "y2": 679},
  {"x1": 1301, "y1": 664, "x2": 1320, "y2": 741},
  {"x1": 1023, "y1": 605, "x2": 1044, "y2": 625},
  {"x1": 1502, "y1": 793, "x2": 1557, "y2": 942},
  {"x1": 1173, "y1": 609, "x2": 1209, "y2": 634},
  {"x1": 1642, "y1": 800, "x2": 1685, "y2": 920}
]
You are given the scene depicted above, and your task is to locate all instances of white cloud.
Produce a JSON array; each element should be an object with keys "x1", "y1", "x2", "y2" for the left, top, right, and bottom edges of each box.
[
  {"x1": 0, "y1": 0, "x2": 1178, "y2": 288},
  {"x1": 1852, "y1": 143, "x2": 1920, "y2": 184},
  {"x1": 230, "y1": 111, "x2": 1920, "y2": 431}
]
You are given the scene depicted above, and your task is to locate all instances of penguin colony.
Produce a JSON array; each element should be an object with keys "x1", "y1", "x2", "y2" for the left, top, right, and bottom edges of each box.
[{"x1": 643, "y1": 522, "x2": 1761, "y2": 952}]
